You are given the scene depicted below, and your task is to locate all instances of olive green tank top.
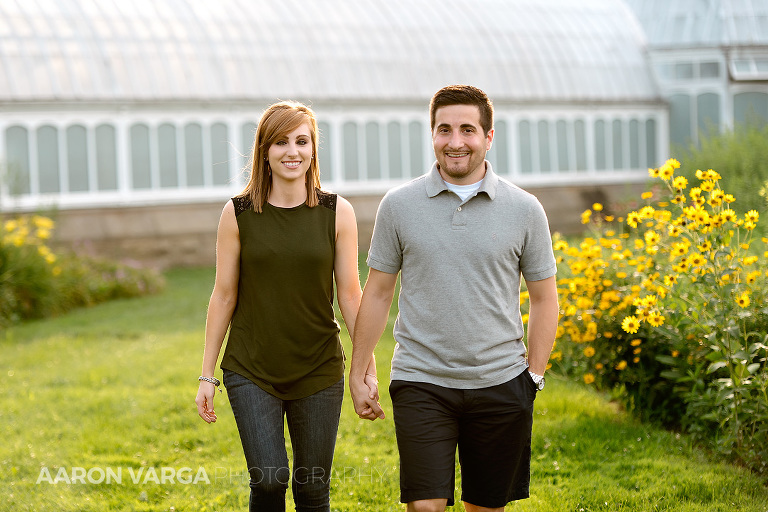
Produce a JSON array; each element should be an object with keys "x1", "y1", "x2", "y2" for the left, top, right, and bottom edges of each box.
[{"x1": 220, "y1": 191, "x2": 343, "y2": 400}]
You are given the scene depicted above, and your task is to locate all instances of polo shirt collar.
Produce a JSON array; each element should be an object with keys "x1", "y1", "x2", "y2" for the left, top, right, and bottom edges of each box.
[{"x1": 425, "y1": 160, "x2": 499, "y2": 200}]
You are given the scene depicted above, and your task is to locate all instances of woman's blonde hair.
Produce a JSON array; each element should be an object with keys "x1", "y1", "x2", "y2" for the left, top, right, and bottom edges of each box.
[{"x1": 239, "y1": 101, "x2": 321, "y2": 212}]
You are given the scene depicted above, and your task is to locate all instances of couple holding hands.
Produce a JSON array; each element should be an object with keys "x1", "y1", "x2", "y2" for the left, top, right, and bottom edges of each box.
[{"x1": 194, "y1": 85, "x2": 559, "y2": 512}]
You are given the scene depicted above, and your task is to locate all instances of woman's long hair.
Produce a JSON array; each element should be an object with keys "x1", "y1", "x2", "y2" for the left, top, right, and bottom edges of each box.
[{"x1": 239, "y1": 101, "x2": 321, "y2": 212}]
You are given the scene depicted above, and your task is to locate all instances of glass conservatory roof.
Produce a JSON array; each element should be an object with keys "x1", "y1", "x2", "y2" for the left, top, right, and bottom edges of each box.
[
  {"x1": 0, "y1": 0, "x2": 659, "y2": 103},
  {"x1": 624, "y1": 0, "x2": 768, "y2": 48}
]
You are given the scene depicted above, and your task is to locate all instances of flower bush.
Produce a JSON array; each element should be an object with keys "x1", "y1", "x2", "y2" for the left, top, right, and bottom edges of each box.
[
  {"x1": 1, "y1": 215, "x2": 165, "y2": 328},
  {"x1": 550, "y1": 159, "x2": 768, "y2": 476}
]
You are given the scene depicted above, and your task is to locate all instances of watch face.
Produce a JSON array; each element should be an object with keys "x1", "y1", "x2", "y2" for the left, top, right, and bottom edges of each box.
[{"x1": 537, "y1": 378, "x2": 545, "y2": 390}]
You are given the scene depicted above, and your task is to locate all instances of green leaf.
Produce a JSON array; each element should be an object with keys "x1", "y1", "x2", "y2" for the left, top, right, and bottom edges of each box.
[
  {"x1": 747, "y1": 363, "x2": 761, "y2": 375},
  {"x1": 707, "y1": 361, "x2": 728, "y2": 374}
]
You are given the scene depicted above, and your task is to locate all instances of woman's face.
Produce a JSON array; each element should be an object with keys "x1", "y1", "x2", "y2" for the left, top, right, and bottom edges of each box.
[{"x1": 267, "y1": 123, "x2": 313, "y2": 185}]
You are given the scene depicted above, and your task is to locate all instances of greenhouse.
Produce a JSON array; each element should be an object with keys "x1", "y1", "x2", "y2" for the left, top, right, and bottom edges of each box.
[{"x1": 1, "y1": 0, "x2": 763, "y2": 264}]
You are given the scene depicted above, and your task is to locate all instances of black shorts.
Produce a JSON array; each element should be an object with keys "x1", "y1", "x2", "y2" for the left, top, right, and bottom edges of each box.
[{"x1": 389, "y1": 371, "x2": 537, "y2": 508}]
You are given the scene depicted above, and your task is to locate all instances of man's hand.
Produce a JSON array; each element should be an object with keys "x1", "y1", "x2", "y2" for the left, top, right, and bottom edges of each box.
[{"x1": 350, "y1": 374, "x2": 385, "y2": 420}]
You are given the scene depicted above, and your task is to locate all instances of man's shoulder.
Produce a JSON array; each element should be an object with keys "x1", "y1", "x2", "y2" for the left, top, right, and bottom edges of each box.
[
  {"x1": 381, "y1": 175, "x2": 429, "y2": 204},
  {"x1": 494, "y1": 175, "x2": 542, "y2": 207}
]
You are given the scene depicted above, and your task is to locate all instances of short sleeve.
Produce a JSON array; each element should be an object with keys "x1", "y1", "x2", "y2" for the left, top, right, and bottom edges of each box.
[
  {"x1": 366, "y1": 192, "x2": 402, "y2": 274},
  {"x1": 520, "y1": 199, "x2": 557, "y2": 282}
]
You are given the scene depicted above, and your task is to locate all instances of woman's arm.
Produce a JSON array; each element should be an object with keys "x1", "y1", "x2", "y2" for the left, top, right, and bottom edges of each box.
[
  {"x1": 333, "y1": 197, "x2": 379, "y2": 401},
  {"x1": 195, "y1": 200, "x2": 240, "y2": 423}
]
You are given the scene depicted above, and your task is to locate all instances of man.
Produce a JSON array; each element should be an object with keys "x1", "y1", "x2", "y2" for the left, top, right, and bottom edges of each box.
[{"x1": 349, "y1": 85, "x2": 559, "y2": 512}]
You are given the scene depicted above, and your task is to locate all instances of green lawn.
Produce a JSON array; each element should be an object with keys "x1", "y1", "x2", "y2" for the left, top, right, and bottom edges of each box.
[{"x1": 2, "y1": 267, "x2": 767, "y2": 511}]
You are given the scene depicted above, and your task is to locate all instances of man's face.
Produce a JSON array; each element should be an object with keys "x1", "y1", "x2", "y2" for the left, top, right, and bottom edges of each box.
[{"x1": 432, "y1": 104, "x2": 493, "y2": 185}]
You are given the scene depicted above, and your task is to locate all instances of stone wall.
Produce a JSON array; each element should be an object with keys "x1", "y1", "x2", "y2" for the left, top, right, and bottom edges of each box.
[{"x1": 37, "y1": 181, "x2": 646, "y2": 269}]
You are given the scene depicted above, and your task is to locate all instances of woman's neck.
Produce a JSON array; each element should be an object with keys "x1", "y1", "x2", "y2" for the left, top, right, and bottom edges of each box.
[{"x1": 268, "y1": 180, "x2": 307, "y2": 208}]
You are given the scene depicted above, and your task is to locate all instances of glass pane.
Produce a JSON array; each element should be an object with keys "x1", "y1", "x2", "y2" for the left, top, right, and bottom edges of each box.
[
  {"x1": 5, "y1": 126, "x2": 31, "y2": 195},
  {"x1": 669, "y1": 94, "x2": 692, "y2": 148},
  {"x1": 612, "y1": 119, "x2": 623, "y2": 170},
  {"x1": 318, "y1": 121, "x2": 332, "y2": 184},
  {"x1": 556, "y1": 120, "x2": 568, "y2": 172},
  {"x1": 494, "y1": 120, "x2": 508, "y2": 175},
  {"x1": 538, "y1": 121, "x2": 550, "y2": 173},
  {"x1": 343, "y1": 122, "x2": 358, "y2": 181},
  {"x1": 130, "y1": 124, "x2": 151, "y2": 189},
  {"x1": 387, "y1": 121, "x2": 402, "y2": 180},
  {"x1": 629, "y1": 120, "x2": 640, "y2": 169},
  {"x1": 158, "y1": 124, "x2": 178, "y2": 188},
  {"x1": 37, "y1": 125, "x2": 60, "y2": 193},
  {"x1": 185, "y1": 123, "x2": 204, "y2": 187},
  {"x1": 697, "y1": 93, "x2": 721, "y2": 137},
  {"x1": 365, "y1": 122, "x2": 381, "y2": 180},
  {"x1": 646, "y1": 119, "x2": 657, "y2": 168},
  {"x1": 574, "y1": 120, "x2": 587, "y2": 171},
  {"x1": 66, "y1": 125, "x2": 89, "y2": 192},
  {"x1": 211, "y1": 123, "x2": 229, "y2": 186},
  {"x1": 95, "y1": 124, "x2": 117, "y2": 191},
  {"x1": 241, "y1": 122, "x2": 256, "y2": 171},
  {"x1": 674, "y1": 62, "x2": 694, "y2": 80},
  {"x1": 408, "y1": 121, "x2": 423, "y2": 178},
  {"x1": 594, "y1": 120, "x2": 606, "y2": 171},
  {"x1": 518, "y1": 120, "x2": 532, "y2": 174},
  {"x1": 734, "y1": 92, "x2": 768, "y2": 127},
  {"x1": 700, "y1": 62, "x2": 720, "y2": 78}
]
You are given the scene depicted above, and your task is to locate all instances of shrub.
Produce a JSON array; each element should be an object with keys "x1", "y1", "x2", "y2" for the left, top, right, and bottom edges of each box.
[
  {"x1": 551, "y1": 159, "x2": 768, "y2": 476},
  {"x1": 1, "y1": 215, "x2": 165, "y2": 328}
]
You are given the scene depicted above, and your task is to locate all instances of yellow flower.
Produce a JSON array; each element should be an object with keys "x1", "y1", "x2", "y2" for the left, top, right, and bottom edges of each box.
[
  {"x1": 630, "y1": 339, "x2": 642, "y2": 347},
  {"x1": 583, "y1": 346, "x2": 596, "y2": 358},
  {"x1": 581, "y1": 210, "x2": 592, "y2": 224},
  {"x1": 659, "y1": 163, "x2": 674, "y2": 181},
  {"x1": 668, "y1": 159, "x2": 681, "y2": 169},
  {"x1": 648, "y1": 167, "x2": 660, "y2": 178},
  {"x1": 736, "y1": 292, "x2": 751, "y2": 308},
  {"x1": 671, "y1": 350, "x2": 679, "y2": 357},
  {"x1": 641, "y1": 191, "x2": 654, "y2": 200},
  {"x1": 595, "y1": 363, "x2": 604, "y2": 370},
  {"x1": 668, "y1": 225, "x2": 682, "y2": 237},
  {"x1": 647, "y1": 312, "x2": 665, "y2": 327},
  {"x1": 721, "y1": 209, "x2": 737, "y2": 222},
  {"x1": 592, "y1": 203, "x2": 604, "y2": 212},
  {"x1": 621, "y1": 315, "x2": 640, "y2": 334},
  {"x1": 626, "y1": 212, "x2": 641, "y2": 228},
  {"x1": 583, "y1": 373, "x2": 596, "y2": 384},
  {"x1": 615, "y1": 360, "x2": 628, "y2": 371},
  {"x1": 673, "y1": 176, "x2": 688, "y2": 190}
]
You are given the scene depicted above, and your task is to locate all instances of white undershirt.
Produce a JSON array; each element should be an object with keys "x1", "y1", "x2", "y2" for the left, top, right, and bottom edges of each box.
[{"x1": 444, "y1": 179, "x2": 483, "y2": 202}]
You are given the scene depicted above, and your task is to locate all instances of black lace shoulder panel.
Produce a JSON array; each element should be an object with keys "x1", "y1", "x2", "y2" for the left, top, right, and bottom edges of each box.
[
  {"x1": 317, "y1": 190, "x2": 337, "y2": 212},
  {"x1": 232, "y1": 196, "x2": 253, "y2": 217}
]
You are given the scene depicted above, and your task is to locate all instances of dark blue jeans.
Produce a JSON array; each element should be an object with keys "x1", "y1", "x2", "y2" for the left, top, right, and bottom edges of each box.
[{"x1": 223, "y1": 370, "x2": 344, "y2": 512}]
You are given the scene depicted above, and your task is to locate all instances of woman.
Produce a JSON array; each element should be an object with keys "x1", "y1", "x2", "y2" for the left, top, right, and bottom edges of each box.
[{"x1": 195, "y1": 101, "x2": 379, "y2": 511}]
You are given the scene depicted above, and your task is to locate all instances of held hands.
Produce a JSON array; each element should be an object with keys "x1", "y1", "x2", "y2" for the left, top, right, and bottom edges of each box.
[
  {"x1": 195, "y1": 382, "x2": 218, "y2": 423},
  {"x1": 351, "y1": 373, "x2": 386, "y2": 421}
]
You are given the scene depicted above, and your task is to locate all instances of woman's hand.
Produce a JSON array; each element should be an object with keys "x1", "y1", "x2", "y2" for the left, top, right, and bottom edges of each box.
[{"x1": 195, "y1": 381, "x2": 218, "y2": 423}]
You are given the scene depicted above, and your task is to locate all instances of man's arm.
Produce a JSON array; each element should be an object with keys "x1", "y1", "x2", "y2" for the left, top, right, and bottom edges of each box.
[
  {"x1": 524, "y1": 275, "x2": 559, "y2": 375},
  {"x1": 349, "y1": 268, "x2": 398, "y2": 420}
]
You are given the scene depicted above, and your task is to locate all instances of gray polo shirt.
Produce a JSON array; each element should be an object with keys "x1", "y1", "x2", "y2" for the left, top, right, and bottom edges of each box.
[{"x1": 368, "y1": 162, "x2": 557, "y2": 389}]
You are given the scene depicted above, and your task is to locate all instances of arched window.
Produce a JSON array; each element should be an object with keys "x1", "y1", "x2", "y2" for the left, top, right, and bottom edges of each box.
[
  {"x1": 343, "y1": 122, "x2": 358, "y2": 181},
  {"x1": 387, "y1": 122, "x2": 402, "y2": 180},
  {"x1": 734, "y1": 92, "x2": 768, "y2": 127},
  {"x1": 697, "y1": 93, "x2": 721, "y2": 137},
  {"x1": 95, "y1": 124, "x2": 117, "y2": 191},
  {"x1": 408, "y1": 121, "x2": 423, "y2": 178},
  {"x1": 211, "y1": 122, "x2": 229, "y2": 186},
  {"x1": 158, "y1": 123, "x2": 178, "y2": 188},
  {"x1": 518, "y1": 120, "x2": 532, "y2": 174},
  {"x1": 4, "y1": 126, "x2": 30, "y2": 195},
  {"x1": 494, "y1": 120, "x2": 509, "y2": 175},
  {"x1": 669, "y1": 94, "x2": 692, "y2": 147},
  {"x1": 66, "y1": 125, "x2": 89, "y2": 192},
  {"x1": 184, "y1": 123, "x2": 204, "y2": 187},
  {"x1": 37, "y1": 125, "x2": 60, "y2": 193},
  {"x1": 318, "y1": 121, "x2": 332, "y2": 183},
  {"x1": 365, "y1": 122, "x2": 381, "y2": 180},
  {"x1": 594, "y1": 120, "x2": 606, "y2": 171},
  {"x1": 130, "y1": 124, "x2": 151, "y2": 190}
]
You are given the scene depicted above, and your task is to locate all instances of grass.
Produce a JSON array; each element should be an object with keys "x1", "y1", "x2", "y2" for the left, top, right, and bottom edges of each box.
[{"x1": 2, "y1": 267, "x2": 768, "y2": 511}]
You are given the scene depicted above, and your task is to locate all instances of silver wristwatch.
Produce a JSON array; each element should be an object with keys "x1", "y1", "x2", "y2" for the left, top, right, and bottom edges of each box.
[{"x1": 529, "y1": 371, "x2": 545, "y2": 391}]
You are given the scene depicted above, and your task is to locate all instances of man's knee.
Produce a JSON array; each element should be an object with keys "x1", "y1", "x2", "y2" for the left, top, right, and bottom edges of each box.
[{"x1": 407, "y1": 498, "x2": 448, "y2": 512}]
